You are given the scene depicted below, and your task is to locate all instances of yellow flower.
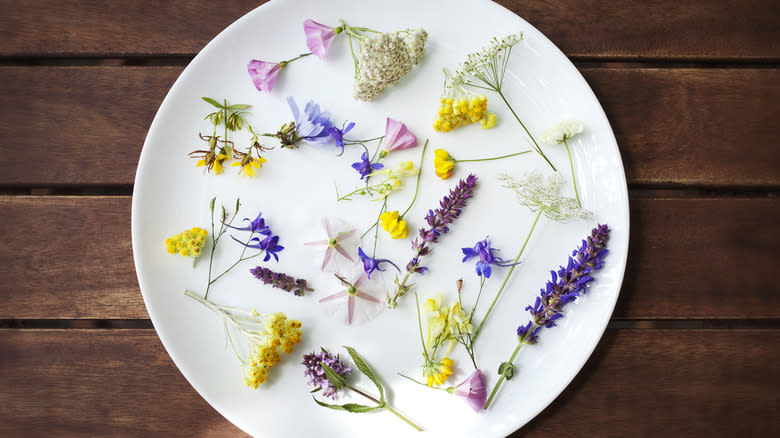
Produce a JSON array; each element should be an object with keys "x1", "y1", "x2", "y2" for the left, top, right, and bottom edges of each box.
[
  {"x1": 165, "y1": 227, "x2": 208, "y2": 259},
  {"x1": 379, "y1": 210, "x2": 409, "y2": 239},
  {"x1": 480, "y1": 112, "x2": 497, "y2": 129},
  {"x1": 232, "y1": 154, "x2": 267, "y2": 178},
  {"x1": 433, "y1": 94, "x2": 490, "y2": 132},
  {"x1": 425, "y1": 357, "x2": 455, "y2": 387},
  {"x1": 433, "y1": 149, "x2": 455, "y2": 180}
]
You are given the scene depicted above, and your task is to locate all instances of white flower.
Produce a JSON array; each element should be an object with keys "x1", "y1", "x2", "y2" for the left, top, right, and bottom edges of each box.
[
  {"x1": 540, "y1": 120, "x2": 584, "y2": 144},
  {"x1": 452, "y1": 33, "x2": 523, "y2": 90},
  {"x1": 498, "y1": 171, "x2": 591, "y2": 222},
  {"x1": 353, "y1": 29, "x2": 428, "y2": 101}
]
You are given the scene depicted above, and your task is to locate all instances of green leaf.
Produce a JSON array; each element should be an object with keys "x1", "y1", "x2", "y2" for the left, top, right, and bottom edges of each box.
[
  {"x1": 202, "y1": 97, "x2": 223, "y2": 109},
  {"x1": 209, "y1": 197, "x2": 216, "y2": 214},
  {"x1": 228, "y1": 103, "x2": 252, "y2": 110},
  {"x1": 312, "y1": 397, "x2": 380, "y2": 413},
  {"x1": 320, "y1": 363, "x2": 347, "y2": 390},
  {"x1": 344, "y1": 346, "x2": 384, "y2": 403},
  {"x1": 234, "y1": 198, "x2": 240, "y2": 215},
  {"x1": 498, "y1": 362, "x2": 516, "y2": 381}
]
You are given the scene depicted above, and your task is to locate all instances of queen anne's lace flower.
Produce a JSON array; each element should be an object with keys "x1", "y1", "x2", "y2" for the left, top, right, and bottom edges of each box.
[
  {"x1": 540, "y1": 120, "x2": 584, "y2": 144},
  {"x1": 498, "y1": 171, "x2": 591, "y2": 222}
]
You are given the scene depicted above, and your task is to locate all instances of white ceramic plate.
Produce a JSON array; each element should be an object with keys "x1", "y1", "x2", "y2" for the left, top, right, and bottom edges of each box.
[{"x1": 132, "y1": 0, "x2": 629, "y2": 436}]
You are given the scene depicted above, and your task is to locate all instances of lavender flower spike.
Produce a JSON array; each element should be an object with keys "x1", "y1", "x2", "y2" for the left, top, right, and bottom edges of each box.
[
  {"x1": 302, "y1": 349, "x2": 352, "y2": 399},
  {"x1": 250, "y1": 266, "x2": 313, "y2": 296},
  {"x1": 388, "y1": 174, "x2": 478, "y2": 308}
]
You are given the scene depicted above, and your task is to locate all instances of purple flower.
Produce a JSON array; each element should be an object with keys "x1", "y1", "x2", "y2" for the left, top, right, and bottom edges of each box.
[
  {"x1": 461, "y1": 237, "x2": 520, "y2": 278},
  {"x1": 247, "y1": 60, "x2": 282, "y2": 92},
  {"x1": 232, "y1": 234, "x2": 284, "y2": 262},
  {"x1": 357, "y1": 247, "x2": 399, "y2": 279},
  {"x1": 303, "y1": 20, "x2": 340, "y2": 59},
  {"x1": 381, "y1": 118, "x2": 418, "y2": 155},
  {"x1": 250, "y1": 266, "x2": 312, "y2": 296},
  {"x1": 518, "y1": 224, "x2": 610, "y2": 341},
  {"x1": 452, "y1": 369, "x2": 487, "y2": 412},
  {"x1": 302, "y1": 349, "x2": 352, "y2": 398},
  {"x1": 351, "y1": 151, "x2": 384, "y2": 179},
  {"x1": 287, "y1": 97, "x2": 333, "y2": 144},
  {"x1": 224, "y1": 211, "x2": 271, "y2": 235},
  {"x1": 328, "y1": 121, "x2": 355, "y2": 154}
]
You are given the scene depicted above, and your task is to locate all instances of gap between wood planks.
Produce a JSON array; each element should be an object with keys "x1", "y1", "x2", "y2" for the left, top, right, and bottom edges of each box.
[{"x1": 1, "y1": 319, "x2": 779, "y2": 329}]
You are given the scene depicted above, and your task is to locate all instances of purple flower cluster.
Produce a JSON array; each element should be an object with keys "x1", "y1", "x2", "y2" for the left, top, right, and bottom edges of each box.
[
  {"x1": 302, "y1": 350, "x2": 352, "y2": 399},
  {"x1": 406, "y1": 174, "x2": 478, "y2": 274},
  {"x1": 461, "y1": 237, "x2": 519, "y2": 278},
  {"x1": 230, "y1": 211, "x2": 284, "y2": 262},
  {"x1": 249, "y1": 266, "x2": 312, "y2": 296},
  {"x1": 517, "y1": 224, "x2": 610, "y2": 344}
]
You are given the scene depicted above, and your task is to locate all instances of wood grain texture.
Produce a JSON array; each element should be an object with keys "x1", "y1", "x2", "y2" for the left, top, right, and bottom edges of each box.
[
  {"x1": 1, "y1": 66, "x2": 779, "y2": 187},
  {"x1": 0, "y1": 329, "x2": 776, "y2": 436},
  {"x1": 1, "y1": 196, "x2": 778, "y2": 319},
  {"x1": 0, "y1": 0, "x2": 777, "y2": 60}
]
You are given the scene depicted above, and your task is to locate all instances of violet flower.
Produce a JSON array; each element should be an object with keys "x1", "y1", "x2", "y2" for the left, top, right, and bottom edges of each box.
[
  {"x1": 304, "y1": 217, "x2": 359, "y2": 273},
  {"x1": 319, "y1": 269, "x2": 383, "y2": 325},
  {"x1": 302, "y1": 349, "x2": 352, "y2": 398},
  {"x1": 232, "y1": 234, "x2": 284, "y2": 262},
  {"x1": 351, "y1": 151, "x2": 384, "y2": 179},
  {"x1": 303, "y1": 19, "x2": 341, "y2": 59},
  {"x1": 450, "y1": 369, "x2": 487, "y2": 412},
  {"x1": 250, "y1": 266, "x2": 313, "y2": 296},
  {"x1": 328, "y1": 121, "x2": 355, "y2": 155},
  {"x1": 461, "y1": 237, "x2": 520, "y2": 278},
  {"x1": 389, "y1": 174, "x2": 478, "y2": 308},
  {"x1": 381, "y1": 118, "x2": 418, "y2": 156},
  {"x1": 357, "y1": 247, "x2": 399, "y2": 279},
  {"x1": 247, "y1": 60, "x2": 282, "y2": 92},
  {"x1": 223, "y1": 211, "x2": 271, "y2": 235},
  {"x1": 287, "y1": 97, "x2": 334, "y2": 144}
]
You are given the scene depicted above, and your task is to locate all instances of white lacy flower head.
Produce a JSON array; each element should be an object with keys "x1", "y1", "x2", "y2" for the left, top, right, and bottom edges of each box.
[
  {"x1": 353, "y1": 28, "x2": 428, "y2": 101},
  {"x1": 498, "y1": 171, "x2": 592, "y2": 222},
  {"x1": 452, "y1": 33, "x2": 523, "y2": 89},
  {"x1": 540, "y1": 120, "x2": 584, "y2": 144}
]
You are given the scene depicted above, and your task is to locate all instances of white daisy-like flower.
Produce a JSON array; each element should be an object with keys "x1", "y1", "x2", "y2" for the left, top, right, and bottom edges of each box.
[
  {"x1": 540, "y1": 120, "x2": 585, "y2": 144},
  {"x1": 498, "y1": 171, "x2": 591, "y2": 222}
]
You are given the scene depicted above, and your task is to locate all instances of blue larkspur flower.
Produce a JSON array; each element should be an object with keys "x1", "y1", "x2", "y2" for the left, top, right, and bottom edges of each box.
[
  {"x1": 517, "y1": 224, "x2": 610, "y2": 343},
  {"x1": 328, "y1": 121, "x2": 355, "y2": 154},
  {"x1": 287, "y1": 97, "x2": 333, "y2": 144},
  {"x1": 224, "y1": 211, "x2": 271, "y2": 235},
  {"x1": 357, "y1": 247, "x2": 399, "y2": 279},
  {"x1": 233, "y1": 234, "x2": 284, "y2": 262},
  {"x1": 461, "y1": 237, "x2": 519, "y2": 278},
  {"x1": 351, "y1": 152, "x2": 384, "y2": 179}
]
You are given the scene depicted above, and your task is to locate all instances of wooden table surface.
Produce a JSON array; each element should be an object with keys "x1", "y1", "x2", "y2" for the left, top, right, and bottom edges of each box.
[{"x1": 1, "y1": 0, "x2": 779, "y2": 436}]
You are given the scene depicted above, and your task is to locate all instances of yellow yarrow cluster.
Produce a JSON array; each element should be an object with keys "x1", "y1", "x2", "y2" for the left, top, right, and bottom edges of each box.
[
  {"x1": 433, "y1": 95, "x2": 495, "y2": 132},
  {"x1": 433, "y1": 149, "x2": 455, "y2": 180},
  {"x1": 165, "y1": 227, "x2": 208, "y2": 258},
  {"x1": 242, "y1": 312, "x2": 302, "y2": 389},
  {"x1": 379, "y1": 210, "x2": 409, "y2": 239}
]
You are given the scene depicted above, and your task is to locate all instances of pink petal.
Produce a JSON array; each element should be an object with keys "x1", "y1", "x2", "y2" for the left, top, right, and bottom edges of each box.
[
  {"x1": 355, "y1": 291, "x2": 380, "y2": 303},
  {"x1": 347, "y1": 295, "x2": 355, "y2": 324},
  {"x1": 353, "y1": 272, "x2": 368, "y2": 287},
  {"x1": 319, "y1": 290, "x2": 347, "y2": 303},
  {"x1": 334, "y1": 244, "x2": 355, "y2": 263},
  {"x1": 304, "y1": 19, "x2": 337, "y2": 59},
  {"x1": 323, "y1": 217, "x2": 333, "y2": 237},
  {"x1": 335, "y1": 229, "x2": 356, "y2": 242},
  {"x1": 383, "y1": 118, "x2": 418, "y2": 153},
  {"x1": 321, "y1": 246, "x2": 333, "y2": 270},
  {"x1": 247, "y1": 60, "x2": 281, "y2": 92},
  {"x1": 304, "y1": 239, "x2": 329, "y2": 246}
]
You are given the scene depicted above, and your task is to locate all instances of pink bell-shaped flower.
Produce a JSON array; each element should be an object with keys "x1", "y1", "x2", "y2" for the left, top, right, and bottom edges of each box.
[
  {"x1": 452, "y1": 369, "x2": 487, "y2": 412},
  {"x1": 247, "y1": 60, "x2": 282, "y2": 92},
  {"x1": 304, "y1": 19, "x2": 339, "y2": 59},
  {"x1": 381, "y1": 118, "x2": 418, "y2": 155}
]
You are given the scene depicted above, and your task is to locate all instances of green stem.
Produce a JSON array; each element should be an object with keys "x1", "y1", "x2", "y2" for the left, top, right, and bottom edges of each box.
[
  {"x1": 345, "y1": 384, "x2": 423, "y2": 431},
  {"x1": 472, "y1": 208, "x2": 543, "y2": 343},
  {"x1": 563, "y1": 139, "x2": 581, "y2": 207},
  {"x1": 496, "y1": 90, "x2": 556, "y2": 171},
  {"x1": 454, "y1": 149, "x2": 531, "y2": 163},
  {"x1": 400, "y1": 140, "x2": 428, "y2": 218},
  {"x1": 372, "y1": 198, "x2": 387, "y2": 257},
  {"x1": 483, "y1": 341, "x2": 525, "y2": 409},
  {"x1": 279, "y1": 52, "x2": 311, "y2": 67}
]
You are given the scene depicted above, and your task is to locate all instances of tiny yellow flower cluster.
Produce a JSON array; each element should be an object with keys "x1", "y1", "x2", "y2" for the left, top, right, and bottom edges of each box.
[
  {"x1": 165, "y1": 227, "x2": 208, "y2": 258},
  {"x1": 379, "y1": 210, "x2": 409, "y2": 239},
  {"x1": 427, "y1": 357, "x2": 454, "y2": 387},
  {"x1": 433, "y1": 95, "x2": 495, "y2": 132},
  {"x1": 433, "y1": 149, "x2": 455, "y2": 180},
  {"x1": 243, "y1": 313, "x2": 302, "y2": 389}
]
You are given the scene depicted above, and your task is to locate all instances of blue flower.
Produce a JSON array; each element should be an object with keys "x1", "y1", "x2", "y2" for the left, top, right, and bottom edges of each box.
[
  {"x1": 357, "y1": 247, "x2": 399, "y2": 279},
  {"x1": 287, "y1": 97, "x2": 333, "y2": 144},
  {"x1": 233, "y1": 234, "x2": 284, "y2": 262},
  {"x1": 224, "y1": 211, "x2": 272, "y2": 235},
  {"x1": 328, "y1": 121, "x2": 355, "y2": 154},
  {"x1": 351, "y1": 152, "x2": 384, "y2": 180},
  {"x1": 461, "y1": 237, "x2": 518, "y2": 278}
]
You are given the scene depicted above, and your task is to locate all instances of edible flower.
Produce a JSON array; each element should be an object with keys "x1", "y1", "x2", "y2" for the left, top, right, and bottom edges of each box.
[
  {"x1": 379, "y1": 210, "x2": 409, "y2": 239},
  {"x1": 351, "y1": 151, "x2": 384, "y2": 179},
  {"x1": 247, "y1": 60, "x2": 282, "y2": 92},
  {"x1": 287, "y1": 97, "x2": 334, "y2": 144},
  {"x1": 357, "y1": 247, "x2": 399, "y2": 279},
  {"x1": 303, "y1": 19, "x2": 343, "y2": 58},
  {"x1": 319, "y1": 271, "x2": 383, "y2": 325},
  {"x1": 461, "y1": 237, "x2": 520, "y2": 278},
  {"x1": 328, "y1": 121, "x2": 356, "y2": 154},
  {"x1": 165, "y1": 227, "x2": 208, "y2": 258},
  {"x1": 449, "y1": 369, "x2": 487, "y2": 412},
  {"x1": 433, "y1": 149, "x2": 455, "y2": 179},
  {"x1": 380, "y1": 118, "x2": 418, "y2": 156},
  {"x1": 304, "y1": 217, "x2": 359, "y2": 273},
  {"x1": 540, "y1": 120, "x2": 585, "y2": 207},
  {"x1": 302, "y1": 349, "x2": 352, "y2": 398},
  {"x1": 231, "y1": 154, "x2": 267, "y2": 178}
]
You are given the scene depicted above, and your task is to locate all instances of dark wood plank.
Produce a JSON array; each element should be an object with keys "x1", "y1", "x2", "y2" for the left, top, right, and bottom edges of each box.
[
  {"x1": 0, "y1": 0, "x2": 777, "y2": 60},
  {"x1": 0, "y1": 329, "x2": 776, "y2": 436},
  {"x1": 1, "y1": 66, "x2": 778, "y2": 187},
  {"x1": 1, "y1": 196, "x2": 778, "y2": 319}
]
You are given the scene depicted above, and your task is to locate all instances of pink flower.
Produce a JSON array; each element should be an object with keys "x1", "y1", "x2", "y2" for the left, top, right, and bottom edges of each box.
[
  {"x1": 382, "y1": 118, "x2": 418, "y2": 155},
  {"x1": 304, "y1": 19, "x2": 339, "y2": 59},
  {"x1": 453, "y1": 369, "x2": 487, "y2": 412},
  {"x1": 247, "y1": 60, "x2": 282, "y2": 92},
  {"x1": 319, "y1": 267, "x2": 384, "y2": 325},
  {"x1": 304, "y1": 217, "x2": 359, "y2": 273}
]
